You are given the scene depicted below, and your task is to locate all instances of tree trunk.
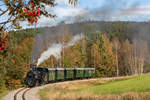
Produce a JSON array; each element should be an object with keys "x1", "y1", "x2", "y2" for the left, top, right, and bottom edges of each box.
[{"x1": 115, "y1": 43, "x2": 119, "y2": 77}]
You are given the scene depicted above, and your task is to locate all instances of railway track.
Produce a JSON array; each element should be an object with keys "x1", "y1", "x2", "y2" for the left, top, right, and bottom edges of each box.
[{"x1": 14, "y1": 88, "x2": 31, "y2": 100}]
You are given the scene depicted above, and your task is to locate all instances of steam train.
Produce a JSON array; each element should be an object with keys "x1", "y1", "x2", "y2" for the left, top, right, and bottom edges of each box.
[{"x1": 24, "y1": 65, "x2": 95, "y2": 87}]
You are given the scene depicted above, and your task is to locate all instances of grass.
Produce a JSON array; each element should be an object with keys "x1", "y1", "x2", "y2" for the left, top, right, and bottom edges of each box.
[
  {"x1": 38, "y1": 74, "x2": 150, "y2": 100},
  {"x1": 0, "y1": 90, "x2": 9, "y2": 100},
  {"x1": 88, "y1": 74, "x2": 150, "y2": 94}
]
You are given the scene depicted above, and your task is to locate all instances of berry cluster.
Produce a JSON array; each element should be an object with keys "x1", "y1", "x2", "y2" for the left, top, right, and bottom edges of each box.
[
  {"x1": 24, "y1": 3, "x2": 40, "y2": 24},
  {"x1": 0, "y1": 37, "x2": 7, "y2": 50}
]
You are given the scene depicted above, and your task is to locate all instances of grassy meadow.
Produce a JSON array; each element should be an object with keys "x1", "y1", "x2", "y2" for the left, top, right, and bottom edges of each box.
[{"x1": 38, "y1": 74, "x2": 150, "y2": 100}]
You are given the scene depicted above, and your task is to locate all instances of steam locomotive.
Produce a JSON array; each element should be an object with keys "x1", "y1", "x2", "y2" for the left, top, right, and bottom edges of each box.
[{"x1": 24, "y1": 65, "x2": 95, "y2": 87}]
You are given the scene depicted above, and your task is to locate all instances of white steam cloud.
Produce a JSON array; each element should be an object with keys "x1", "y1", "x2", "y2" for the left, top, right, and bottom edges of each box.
[{"x1": 37, "y1": 34, "x2": 84, "y2": 66}]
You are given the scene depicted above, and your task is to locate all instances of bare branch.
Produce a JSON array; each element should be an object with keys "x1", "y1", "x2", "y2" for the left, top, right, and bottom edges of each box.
[
  {"x1": 0, "y1": 8, "x2": 8, "y2": 16},
  {"x1": 0, "y1": 15, "x2": 13, "y2": 31},
  {"x1": 0, "y1": 19, "x2": 12, "y2": 25}
]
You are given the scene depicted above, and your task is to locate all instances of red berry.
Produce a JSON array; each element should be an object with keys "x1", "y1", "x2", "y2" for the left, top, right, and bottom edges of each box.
[
  {"x1": 28, "y1": 13, "x2": 30, "y2": 15},
  {"x1": 29, "y1": 20, "x2": 33, "y2": 24},
  {"x1": 31, "y1": 3, "x2": 34, "y2": 7},
  {"x1": 35, "y1": 19, "x2": 38, "y2": 23},
  {"x1": 37, "y1": 11, "x2": 40, "y2": 16},
  {"x1": 1, "y1": 43, "x2": 4, "y2": 47},
  {"x1": 33, "y1": 11, "x2": 36, "y2": 15},
  {"x1": 24, "y1": 8, "x2": 27, "y2": 11},
  {"x1": 4, "y1": 41, "x2": 7, "y2": 43},
  {"x1": 25, "y1": 4, "x2": 41, "y2": 24}
]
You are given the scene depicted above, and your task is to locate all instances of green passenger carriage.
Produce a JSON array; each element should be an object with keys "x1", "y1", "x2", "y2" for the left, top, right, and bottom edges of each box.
[{"x1": 46, "y1": 68, "x2": 95, "y2": 82}]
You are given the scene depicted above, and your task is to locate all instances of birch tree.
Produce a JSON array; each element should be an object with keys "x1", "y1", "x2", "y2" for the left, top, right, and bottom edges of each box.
[
  {"x1": 112, "y1": 37, "x2": 121, "y2": 77},
  {"x1": 120, "y1": 39, "x2": 133, "y2": 75}
]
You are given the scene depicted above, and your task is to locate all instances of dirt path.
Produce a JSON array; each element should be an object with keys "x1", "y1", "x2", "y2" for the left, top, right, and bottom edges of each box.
[{"x1": 2, "y1": 75, "x2": 137, "y2": 100}]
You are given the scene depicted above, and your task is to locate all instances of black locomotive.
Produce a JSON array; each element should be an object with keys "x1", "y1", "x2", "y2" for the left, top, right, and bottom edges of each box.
[{"x1": 24, "y1": 65, "x2": 48, "y2": 87}]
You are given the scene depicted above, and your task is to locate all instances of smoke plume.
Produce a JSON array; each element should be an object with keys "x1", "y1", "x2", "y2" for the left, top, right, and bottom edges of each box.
[
  {"x1": 36, "y1": 34, "x2": 84, "y2": 66},
  {"x1": 30, "y1": 24, "x2": 66, "y2": 64}
]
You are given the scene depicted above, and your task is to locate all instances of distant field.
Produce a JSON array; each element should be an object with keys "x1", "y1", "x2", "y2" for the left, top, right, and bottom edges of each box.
[{"x1": 38, "y1": 74, "x2": 150, "y2": 100}]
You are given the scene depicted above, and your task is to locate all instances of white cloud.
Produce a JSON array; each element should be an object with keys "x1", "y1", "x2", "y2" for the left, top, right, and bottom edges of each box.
[
  {"x1": 54, "y1": 7, "x2": 88, "y2": 18},
  {"x1": 55, "y1": 0, "x2": 68, "y2": 3},
  {"x1": 38, "y1": 16, "x2": 56, "y2": 26},
  {"x1": 119, "y1": 5, "x2": 150, "y2": 15},
  {"x1": 45, "y1": 4, "x2": 88, "y2": 18},
  {"x1": 127, "y1": 10, "x2": 150, "y2": 15},
  {"x1": 133, "y1": 5, "x2": 150, "y2": 9}
]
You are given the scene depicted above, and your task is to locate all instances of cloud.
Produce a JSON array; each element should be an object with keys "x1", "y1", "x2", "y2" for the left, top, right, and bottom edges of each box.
[
  {"x1": 132, "y1": 5, "x2": 150, "y2": 9},
  {"x1": 36, "y1": 4, "x2": 150, "y2": 26},
  {"x1": 45, "y1": 4, "x2": 88, "y2": 18},
  {"x1": 55, "y1": 0, "x2": 74, "y2": 6},
  {"x1": 54, "y1": 7, "x2": 88, "y2": 18},
  {"x1": 55, "y1": 0, "x2": 68, "y2": 3},
  {"x1": 119, "y1": 5, "x2": 150, "y2": 15}
]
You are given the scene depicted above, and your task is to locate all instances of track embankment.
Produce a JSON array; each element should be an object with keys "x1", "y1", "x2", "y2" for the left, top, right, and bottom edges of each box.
[{"x1": 2, "y1": 75, "x2": 137, "y2": 100}]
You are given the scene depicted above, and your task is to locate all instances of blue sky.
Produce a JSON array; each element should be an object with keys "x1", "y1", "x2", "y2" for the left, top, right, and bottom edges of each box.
[
  {"x1": 78, "y1": 0, "x2": 150, "y2": 9},
  {"x1": 1, "y1": 0, "x2": 150, "y2": 28}
]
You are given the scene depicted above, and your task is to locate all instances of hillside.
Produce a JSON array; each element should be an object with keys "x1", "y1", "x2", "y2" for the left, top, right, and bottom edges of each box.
[{"x1": 39, "y1": 21, "x2": 150, "y2": 46}]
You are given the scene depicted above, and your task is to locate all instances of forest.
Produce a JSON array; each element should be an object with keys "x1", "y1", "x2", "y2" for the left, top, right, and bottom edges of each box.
[{"x1": 0, "y1": 21, "x2": 150, "y2": 93}]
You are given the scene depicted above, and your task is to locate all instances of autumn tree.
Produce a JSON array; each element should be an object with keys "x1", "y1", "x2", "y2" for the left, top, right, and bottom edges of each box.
[
  {"x1": 63, "y1": 41, "x2": 84, "y2": 67},
  {"x1": 79, "y1": 37, "x2": 88, "y2": 67},
  {"x1": 119, "y1": 39, "x2": 149, "y2": 75},
  {"x1": 89, "y1": 42, "x2": 101, "y2": 69},
  {"x1": 112, "y1": 37, "x2": 121, "y2": 76},
  {"x1": 132, "y1": 39, "x2": 149, "y2": 74},
  {"x1": 61, "y1": 26, "x2": 72, "y2": 67},
  {"x1": 86, "y1": 32, "x2": 116, "y2": 77},
  {"x1": 119, "y1": 39, "x2": 132, "y2": 75},
  {"x1": 100, "y1": 33, "x2": 116, "y2": 77}
]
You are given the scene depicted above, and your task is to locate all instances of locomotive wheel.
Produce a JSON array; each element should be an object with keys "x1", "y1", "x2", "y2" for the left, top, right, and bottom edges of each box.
[
  {"x1": 38, "y1": 74, "x2": 47, "y2": 86},
  {"x1": 27, "y1": 78, "x2": 36, "y2": 87}
]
